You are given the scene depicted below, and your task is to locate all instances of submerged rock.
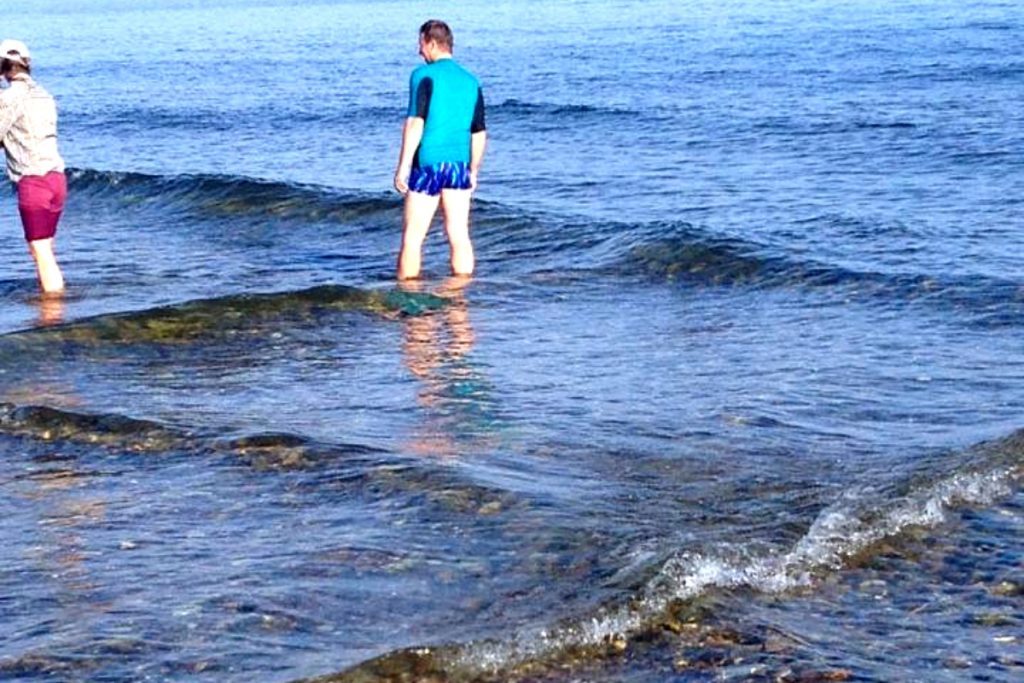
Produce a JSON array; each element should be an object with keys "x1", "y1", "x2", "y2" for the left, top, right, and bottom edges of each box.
[
  {"x1": 990, "y1": 580, "x2": 1024, "y2": 597},
  {"x1": 942, "y1": 656, "x2": 972, "y2": 669},
  {"x1": 973, "y1": 611, "x2": 1017, "y2": 627}
]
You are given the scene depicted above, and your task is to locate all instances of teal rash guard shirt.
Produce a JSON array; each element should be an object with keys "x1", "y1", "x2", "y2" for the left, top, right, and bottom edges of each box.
[{"x1": 407, "y1": 58, "x2": 486, "y2": 169}]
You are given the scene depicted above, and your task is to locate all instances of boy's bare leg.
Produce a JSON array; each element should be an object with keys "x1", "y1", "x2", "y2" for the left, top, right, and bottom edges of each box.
[
  {"x1": 440, "y1": 188, "x2": 474, "y2": 277},
  {"x1": 398, "y1": 191, "x2": 441, "y2": 280}
]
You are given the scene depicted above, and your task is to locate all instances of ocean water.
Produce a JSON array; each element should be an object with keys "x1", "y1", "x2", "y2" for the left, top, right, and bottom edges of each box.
[{"x1": 0, "y1": 0, "x2": 1022, "y2": 681}]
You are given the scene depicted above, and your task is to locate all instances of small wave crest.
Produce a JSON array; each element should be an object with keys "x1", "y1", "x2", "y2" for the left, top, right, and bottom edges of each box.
[
  {"x1": 493, "y1": 98, "x2": 644, "y2": 120},
  {"x1": 0, "y1": 402, "x2": 382, "y2": 471},
  {"x1": 0, "y1": 403, "x2": 191, "y2": 451},
  {"x1": 0, "y1": 285, "x2": 447, "y2": 346},
  {"x1": 618, "y1": 226, "x2": 1024, "y2": 323},
  {"x1": 0, "y1": 402, "x2": 524, "y2": 522},
  {"x1": 623, "y1": 230, "x2": 786, "y2": 286},
  {"x1": 67, "y1": 102, "x2": 403, "y2": 133},
  {"x1": 67, "y1": 168, "x2": 397, "y2": 223}
]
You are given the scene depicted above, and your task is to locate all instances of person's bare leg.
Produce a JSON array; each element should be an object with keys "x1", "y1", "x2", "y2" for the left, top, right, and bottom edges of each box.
[
  {"x1": 398, "y1": 191, "x2": 441, "y2": 280},
  {"x1": 440, "y1": 188, "x2": 474, "y2": 277},
  {"x1": 28, "y1": 238, "x2": 65, "y2": 294}
]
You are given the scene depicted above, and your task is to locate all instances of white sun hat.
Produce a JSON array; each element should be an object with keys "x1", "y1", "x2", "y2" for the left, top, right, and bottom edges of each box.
[{"x1": 0, "y1": 39, "x2": 31, "y2": 66}]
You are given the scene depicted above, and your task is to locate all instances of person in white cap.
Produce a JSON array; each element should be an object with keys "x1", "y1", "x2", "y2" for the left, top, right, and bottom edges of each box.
[{"x1": 0, "y1": 39, "x2": 66, "y2": 294}]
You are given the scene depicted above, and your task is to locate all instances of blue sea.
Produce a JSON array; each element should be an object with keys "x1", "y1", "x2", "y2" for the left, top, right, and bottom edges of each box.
[{"x1": 1, "y1": 1, "x2": 1022, "y2": 681}]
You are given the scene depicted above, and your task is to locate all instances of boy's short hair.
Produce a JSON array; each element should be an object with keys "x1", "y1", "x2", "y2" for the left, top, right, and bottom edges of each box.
[{"x1": 420, "y1": 20, "x2": 453, "y2": 51}]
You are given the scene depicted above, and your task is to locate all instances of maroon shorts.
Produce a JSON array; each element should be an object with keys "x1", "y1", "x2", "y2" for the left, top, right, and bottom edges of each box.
[{"x1": 17, "y1": 171, "x2": 67, "y2": 242}]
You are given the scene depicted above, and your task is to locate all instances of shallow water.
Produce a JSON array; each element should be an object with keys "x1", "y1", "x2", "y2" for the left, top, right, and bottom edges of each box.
[{"x1": 1, "y1": 0, "x2": 1022, "y2": 681}]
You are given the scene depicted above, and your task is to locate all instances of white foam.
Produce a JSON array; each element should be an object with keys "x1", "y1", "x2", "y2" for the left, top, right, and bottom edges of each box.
[{"x1": 458, "y1": 465, "x2": 1020, "y2": 674}]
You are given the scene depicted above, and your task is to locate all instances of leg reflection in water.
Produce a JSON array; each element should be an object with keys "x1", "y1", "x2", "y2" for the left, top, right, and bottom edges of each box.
[
  {"x1": 400, "y1": 277, "x2": 497, "y2": 458},
  {"x1": 36, "y1": 291, "x2": 65, "y2": 327}
]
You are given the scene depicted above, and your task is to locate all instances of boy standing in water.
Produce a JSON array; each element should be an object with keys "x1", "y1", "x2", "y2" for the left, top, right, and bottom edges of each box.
[
  {"x1": 394, "y1": 20, "x2": 487, "y2": 280},
  {"x1": 0, "y1": 39, "x2": 67, "y2": 294}
]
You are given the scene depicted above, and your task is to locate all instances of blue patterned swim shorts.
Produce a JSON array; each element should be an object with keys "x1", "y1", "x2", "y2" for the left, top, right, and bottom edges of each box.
[{"x1": 408, "y1": 162, "x2": 472, "y2": 196}]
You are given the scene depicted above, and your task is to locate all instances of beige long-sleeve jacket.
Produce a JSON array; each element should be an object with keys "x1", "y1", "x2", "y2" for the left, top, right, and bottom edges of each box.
[{"x1": 0, "y1": 75, "x2": 65, "y2": 183}]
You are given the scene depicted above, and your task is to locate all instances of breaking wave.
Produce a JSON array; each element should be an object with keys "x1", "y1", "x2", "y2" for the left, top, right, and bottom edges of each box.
[{"x1": 309, "y1": 429, "x2": 1024, "y2": 682}]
